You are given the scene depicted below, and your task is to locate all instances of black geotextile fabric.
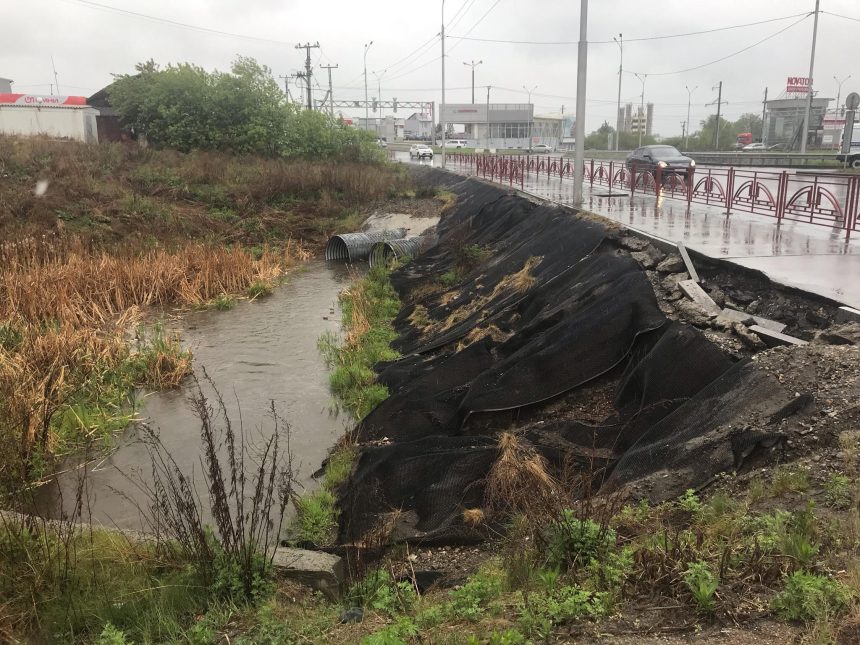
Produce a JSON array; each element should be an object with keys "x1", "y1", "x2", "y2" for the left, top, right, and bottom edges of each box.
[{"x1": 338, "y1": 170, "x2": 791, "y2": 545}]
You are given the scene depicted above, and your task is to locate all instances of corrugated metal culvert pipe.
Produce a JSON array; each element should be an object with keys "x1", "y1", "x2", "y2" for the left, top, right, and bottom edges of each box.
[
  {"x1": 324, "y1": 228, "x2": 408, "y2": 262},
  {"x1": 368, "y1": 237, "x2": 426, "y2": 268}
]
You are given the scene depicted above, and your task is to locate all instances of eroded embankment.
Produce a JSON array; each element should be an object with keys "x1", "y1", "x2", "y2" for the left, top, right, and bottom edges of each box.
[{"x1": 337, "y1": 169, "x2": 854, "y2": 546}]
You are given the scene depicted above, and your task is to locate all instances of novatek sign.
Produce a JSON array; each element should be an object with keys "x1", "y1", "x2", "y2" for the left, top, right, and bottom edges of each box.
[
  {"x1": 786, "y1": 77, "x2": 810, "y2": 93},
  {"x1": 0, "y1": 93, "x2": 87, "y2": 106}
]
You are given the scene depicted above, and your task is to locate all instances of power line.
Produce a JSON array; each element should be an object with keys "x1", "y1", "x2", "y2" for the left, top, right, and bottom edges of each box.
[
  {"x1": 56, "y1": 0, "x2": 292, "y2": 45},
  {"x1": 822, "y1": 10, "x2": 860, "y2": 23},
  {"x1": 448, "y1": 12, "x2": 810, "y2": 45},
  {"x1": 626, "y1": 13, "x2": 810, "y2": 76}
]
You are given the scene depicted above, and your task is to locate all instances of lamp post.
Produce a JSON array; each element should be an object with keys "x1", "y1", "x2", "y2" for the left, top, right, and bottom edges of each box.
[
  {"x1": 634, "y1": 72, "x2": 647, "y2": 147},
  {"x1": 523, "y1": 84, "x2": 537, "y2": 151},
  {"x1": 612, "y1": 33, "x2": 622, "y2": 151},
  {"x1": 573, "y1": 0, "x2": 588, "y2": 205},
  {"x1": 363, "y1": 42, "x2": 373, "y2": 135},
  {"x1": 684, "y1": 85, "x2": 697, "y2": 150},
  {"x1": 373, "y1": 69, "x2": 387, "y2": 118},
  {"x1": 835, "y1": 75, "x2": 852, "y2": 116},
  {"x1": 463, "y1": 60, "x2": 483, "y2": 104},
  {"x1": 800, "y1": 0, "x2": 820, "y2": 154},
  {"x1": 486, "y1": 85, "x2": 491, "y2": 149}
]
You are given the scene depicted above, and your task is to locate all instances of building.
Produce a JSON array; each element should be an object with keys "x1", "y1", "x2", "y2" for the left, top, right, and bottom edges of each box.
[
  {"x1": 353, "y1": 115, "x2": 405, "y2": 141},
  {"x1": 441, "y1": 103, "x2": 560, "y2": 149},
  {"x1": 87, "y1": 86, "x2": 130, "y2": 142},
  {"x1": 618, "y1": 102, "x2": 653, "y2": 137},
  {"x1": 764, "y1": 96, "x2": 831, "y2": 148},
  {"x1": 0, "y1": 78, "x2": 12, "y2": 93},
  {"x1": 404, "y1": 112, "x2": 433, "y2": 139},
  {"x1": 0, "y1": 93, "x2": 99, "y2": 143}
]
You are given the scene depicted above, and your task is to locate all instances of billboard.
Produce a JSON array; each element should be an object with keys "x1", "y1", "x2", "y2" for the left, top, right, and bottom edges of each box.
[
  {"x1": 0, "y1": 93, "x2": 87, "y2": 106},
  {"x1": 786, "y1": 77, "x2": 810, "y2": 94}
]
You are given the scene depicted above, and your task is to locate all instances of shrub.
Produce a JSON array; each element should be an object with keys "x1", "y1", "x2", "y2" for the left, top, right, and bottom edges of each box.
[
  {"x1": 546, "y1": 512, "x2": 617, "y2": 570},
  {"x1": 448, "y1": 567, "x2": 505, "y2": 621},
  {"x1": 247, "y1": 280, "x2": 273, "y2": 299},
  {"x1": 678, "y1": 489, "x2": 703, "y2": 515},
  {"x1": 772, "y1": 572, "x2": 852, "y2": 622},
  {"x1": 519, "y1": 585, "x2": 608, "y2": 639},
  {"x1": 824, "y1": 473, "x2": 853, "y2": 510},
  {"x1": 683, "y1": 561, "x2": 719, "y2": 614},
  {"x1": 212, "y1": 293, "x2": 236, "y2": 310},
  {"x1": 770, "y1": 465, "x2": 811, "y2": 495},
  {"x1": 439, "y1": 269, "x2": 461, "y2": 287}
]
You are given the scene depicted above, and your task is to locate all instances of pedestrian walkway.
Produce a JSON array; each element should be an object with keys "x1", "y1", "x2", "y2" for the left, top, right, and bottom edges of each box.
[{"x1": 456, "y1": 162, "x2": 860, "y2": 309}]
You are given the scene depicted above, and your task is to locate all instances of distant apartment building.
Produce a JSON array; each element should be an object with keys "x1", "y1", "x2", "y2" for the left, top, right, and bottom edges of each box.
[{"x1": 617, "y1": 102, "x2": 654, "y2": 137}]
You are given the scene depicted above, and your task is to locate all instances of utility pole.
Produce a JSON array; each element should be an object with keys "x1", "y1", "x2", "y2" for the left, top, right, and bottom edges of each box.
[
  {"x1": 441, "y1": 0, "x2": 447, "y2": 168},
  {"x1": 279, "y1": 75, "x2": 294, "y2": 103},
  {"x1": 523, "y1": 85, "x2": 537, "y2": 151},
  {"x1": 363, "y1": 42, "x2": 373, "y2": 135},
  {"x1": 573, "y1": 0, "x2": 588, "y2": 205},
  {"x1": 295, "y1": 41, "x2": 320, "y2": 111},
  {"x1": 320, "y1": 64, "x2": 338, "y2": 117},
  {"x1": 486, "y1": 85, "x2": 491, "y2": 148},
  {"x1": 634, "y1": 73, "x2": 646, "y2": 147},
  {"x1": 681, "y1": 121, "x2": 686, "y2": 143},
  {"x1": 800, "y1": 0, "x2": 820, "y2": 153},
  {"x1": 761, "y1": 87, "x2": 768, "y2": 145},
  {"x1": 706, "y1": 81, "x2": 724, "y2": 150},
  {"x1": 292, "y1": 73, "x2": 306, "y2": 106},
  {"x1": 463, "y1": 60, "x2": 483, "y2": 104},
  {"x1": 560, "y1": 104, "x2": 565, "y2": 148},
  {"x1": 613, "y1": 34, "x2": 622, "y2": 150},
  {"x1": 684, "y1": 85, "x2": 697, "y2": 150},
  {"x1": 51, "y1": 56, "x2": 60, "y2": 95}
]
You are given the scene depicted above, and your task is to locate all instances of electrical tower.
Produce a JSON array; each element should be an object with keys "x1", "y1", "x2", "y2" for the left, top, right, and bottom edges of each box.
[
  {"x1": 320, "y1": 64, "x2": 338, "y2": 117},
  {"x1": 705, "y1": 81, "x2": 726, "y2": 149},
  {"x1": 295, "y1": 42, "x2": 320, "y2": 110}
]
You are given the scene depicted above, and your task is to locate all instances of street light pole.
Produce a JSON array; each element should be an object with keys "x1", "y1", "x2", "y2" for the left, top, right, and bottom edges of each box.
[
  {"x1": 441, "y1": 0, "x2": 447, "y2": 168},
  {"x1": 685, "y1": 85, "x2": 697, "y2": 150},
  {"x1": 373, "y1": 69, "x2": 387, "y2": 117},
  {"x1": 613, "y1": 33, "x2": 622, "y2": 151},
  {"x1": 523, "y1": 84, "x2": 537, "y2": 151},
  {"x1": 486, "y1": 85, "x2": 491, "y2": 149},
  {"x1": 800, "y1": 0, "x2": 820, "y2": 154},
  {"x1": 363, "y1": 42, "x2": 373, "y2": 136},
  {"x1": 634, "y1": 72, "x2": 646, "y2": 147},
  {"x1": 573, "y1": 0, "x2": 588, "y2": 205},
  {"x1": 463, "y1": 60, "x2": 483, "y2": 104},
  {"x1": 835, "y1": 75, "x2": 852, "y2": 117}
]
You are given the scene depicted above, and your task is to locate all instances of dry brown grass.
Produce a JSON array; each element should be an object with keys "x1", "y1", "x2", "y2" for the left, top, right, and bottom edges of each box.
[
  {"x1": 485, "y1": 432, "x2": 562, "y2": 520},
  {"x1": 0, "y1": 236, "x2": 308, "y2": 326}
]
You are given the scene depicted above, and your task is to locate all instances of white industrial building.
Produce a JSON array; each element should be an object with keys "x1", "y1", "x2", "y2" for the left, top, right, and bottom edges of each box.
[
  {"x1": 351, "y1": 115, "x2": 405, "y2": 141},
  {"x1": 0, "y1": 92, "x2": 99, "y2": 143},
  {"x1": 405, "y1": 112, "x2": 433, "y2": 139},
  {"x1": 440, "y1": 103, "x2": 564, "y2": 149}
]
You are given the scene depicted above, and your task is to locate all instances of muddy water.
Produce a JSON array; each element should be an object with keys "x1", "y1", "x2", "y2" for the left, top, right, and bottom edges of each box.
[{"x1": 38, "y1": 260, "x2": 357, "y2": 529}]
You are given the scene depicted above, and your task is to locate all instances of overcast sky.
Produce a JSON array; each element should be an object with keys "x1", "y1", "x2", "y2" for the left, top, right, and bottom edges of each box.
[{"x1": 4, "y1": 0, "x2": 859, "y2": 136}]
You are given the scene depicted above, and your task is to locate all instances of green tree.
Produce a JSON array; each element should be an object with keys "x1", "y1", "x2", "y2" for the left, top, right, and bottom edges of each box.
[{"x1": 109, "y1": 57, "x2": 377, "y2": 160}]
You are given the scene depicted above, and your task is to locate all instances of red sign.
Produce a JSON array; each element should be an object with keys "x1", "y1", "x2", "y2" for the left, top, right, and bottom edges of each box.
[
  {"x1": 786, "y1": 77, "x2": 810, "y2": 93},
  {"x1": 0, "y1": 93, "x2": 87, "y2": 106}
]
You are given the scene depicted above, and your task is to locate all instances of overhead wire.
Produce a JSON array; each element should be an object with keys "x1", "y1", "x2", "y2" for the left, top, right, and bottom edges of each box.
[
  {"x1": 447, "y1": 11, "x2": 810, "y2": 45},
  {"x1": 625, "y1": 13, "x2": 811, "y2": 76}
]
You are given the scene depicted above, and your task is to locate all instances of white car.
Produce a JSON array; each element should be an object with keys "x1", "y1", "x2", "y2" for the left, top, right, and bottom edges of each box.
[
  {"x1": 409, "y1": 144, "x2": 433, "y2": 159},
  {"x1": 742, "y1": 142, "x2": 766, "y2": 152},
  {"x1": 444, "y1": 139, "x2": 468, "y2": 149},
  {"x1": 376, "y1": 139, "x2": 387, "y2": 148},
  {"x1": 532, "y1": 143, "x2": 553, "y2": 153}
]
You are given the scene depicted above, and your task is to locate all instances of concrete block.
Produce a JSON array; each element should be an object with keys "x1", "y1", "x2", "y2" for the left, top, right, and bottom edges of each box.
[
  {"x1": 836, "y1": 306, "x2": 860, "y2": 324},
  {"x1": 721, "y1": 308, "x2": 786, "y2": 333},
  {"x1": 676, "y1": 241, "x2": 700, "y2": 283},
  {"x1": 272, "y1": 547, "x2": 345, "y2": 599},
  {"x1": 749, "y1": 325, "x2": 808, "y2": 348},
  {"x1": 678, "y1": 279, "x2": 721, "y2": 316}
]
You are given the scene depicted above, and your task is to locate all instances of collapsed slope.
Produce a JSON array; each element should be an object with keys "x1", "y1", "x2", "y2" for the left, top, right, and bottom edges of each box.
[{"x1": 338, "y1": 172, "x2": 823, "y2": 545}]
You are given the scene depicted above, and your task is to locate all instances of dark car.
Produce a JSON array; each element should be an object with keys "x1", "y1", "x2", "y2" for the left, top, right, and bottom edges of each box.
[{"x1": 626, "y1": 145, "x2": 695, "y2": 177}]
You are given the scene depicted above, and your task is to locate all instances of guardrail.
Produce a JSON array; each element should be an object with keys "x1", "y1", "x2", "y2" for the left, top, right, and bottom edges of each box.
[
  {"x1": 686, "y1": 151, "x2": 841, "y2": 168},
  {"x1": 448, "y1": 153, "x2": 860, "y2": 241}
]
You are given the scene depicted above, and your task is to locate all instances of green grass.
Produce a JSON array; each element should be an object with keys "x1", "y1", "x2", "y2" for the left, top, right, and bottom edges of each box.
[
  {"x1": 318, "y1": 264, "x2": 401, "y2": 420},
  {"x1": 246, "y1": 280, "x2": 272, "y2": 299},
  {"x1": 212, "y1": 293, "x2": 237, "y2": 310},
  {"x1": 294, "y1": 489, "x2": 338, "y2": 546}
]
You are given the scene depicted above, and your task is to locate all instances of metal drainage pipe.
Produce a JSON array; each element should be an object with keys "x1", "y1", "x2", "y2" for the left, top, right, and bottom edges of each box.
[
  {"x1": 368, "y1": 237, "x2": 426, "y2": 268},
  {"x1": 324, "y1": 228, "x2": 408, "y2": 263}
]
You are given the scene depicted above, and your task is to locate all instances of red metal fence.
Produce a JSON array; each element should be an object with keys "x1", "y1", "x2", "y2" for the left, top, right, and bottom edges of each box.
[{"x1": 448, "y1": 153, "x2": 860, "y2": 241}]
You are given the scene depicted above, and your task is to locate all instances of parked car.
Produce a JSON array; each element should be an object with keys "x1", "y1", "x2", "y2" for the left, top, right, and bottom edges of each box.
[
  {"x1": 531, "y1": 144, "x2": 553, "y2": 153},
  {"x1": 626, "y1": 145, "x2": 695, "y2": 177},
  {"x1": 444, "y1": 139, "x2": 468, "y2": 149},
  {"x1": 742, "y1": 142, "x2": 766, "y2": 152},
  {"x1": 376, "y1": 138, "x2": 387, "y2": 148},
  {"x1": 409, "y1": 144, "x2": 434, "y2": 159},
  {"x1": 837, "y1": 139, "x2": 860, "y2": 168}
]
